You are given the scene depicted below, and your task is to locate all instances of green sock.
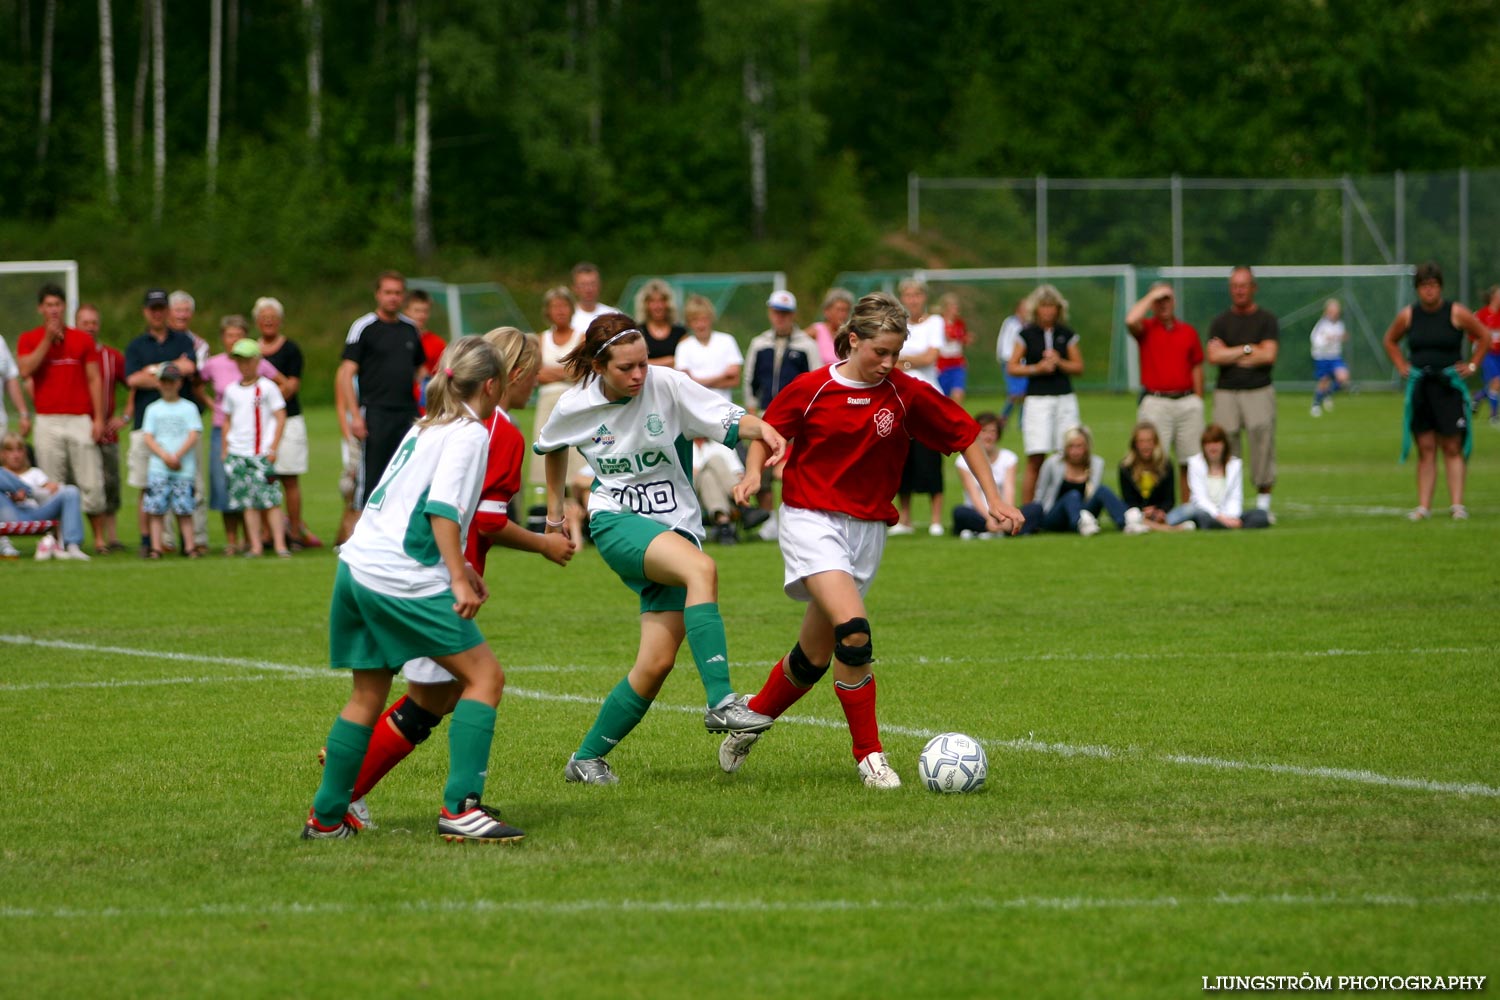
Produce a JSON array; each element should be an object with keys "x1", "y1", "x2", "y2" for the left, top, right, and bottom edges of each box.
[
  {"x1": 683, "y1": 601, "x2": 734, "y2": 708},
  {"x1": 576, "y1": 676, "x2": 653, "y2": 760},
  {"x1": 312, "y1": 717, "x2": 373, "y2": 826},
  {"x1": 443, "y1": 699, "x2": 497, "y2": 813}
]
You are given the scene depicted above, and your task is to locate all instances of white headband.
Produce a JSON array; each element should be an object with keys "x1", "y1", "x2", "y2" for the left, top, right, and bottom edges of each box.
[{"x1": 595, "y1": 328, "x2": 641, "y2": 357}]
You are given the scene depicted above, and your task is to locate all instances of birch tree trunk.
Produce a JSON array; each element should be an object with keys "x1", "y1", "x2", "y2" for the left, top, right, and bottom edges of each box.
[
  {"x1": 36, "y1": 0, "x2": 55, "y2": 163},
  {"x1": 98, "y1": 0, "x2": 120, "y2": 203},
  {"x1": 304, "y1": 0, "x2": 322, "y2": 142},
  {"x1": 131, "y1": 0, "x2": 148, "y2": 173},
  {"x1": 743, "y1": 56, "x2": 767, "y2": 240},
  {"x1": 412, "y1": 42, "x2": 433, "y2": 260},
  {"x1": 207, "y1": 0, "x2": 222, "y2": 197},
  {"x1": 150, "y1": 0, "x2": 165, "y2": 226}
]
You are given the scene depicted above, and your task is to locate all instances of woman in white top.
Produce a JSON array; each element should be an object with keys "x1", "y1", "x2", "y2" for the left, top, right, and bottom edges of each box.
[
  {"x1": 1165, "y1": 423, "x2": 1271, "y2": 530},
  {"x1": 952, "y1": 411, "x2": 1017, "y2": 537},
  {"x1": 1310, "y1": 298, "x2": 1349, "y2": 416},
  {"x1": 673, "y1": 294, "x2": 744, "y2": 403},
  {"x1": 892, "y1": 277, "x2": 949, "y2": 535},
  {"x1": 529, "y1": 286, "x2": 587, "y2": 493}
]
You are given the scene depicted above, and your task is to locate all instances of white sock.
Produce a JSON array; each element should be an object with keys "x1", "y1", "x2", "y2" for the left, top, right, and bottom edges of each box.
[{"x1": 1255, "y1": 493, "x2": 1272, "y2": 512}]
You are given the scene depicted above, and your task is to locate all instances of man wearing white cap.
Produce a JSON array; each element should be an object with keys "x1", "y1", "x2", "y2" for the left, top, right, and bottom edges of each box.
[{"x1": 742, "y1": 290, "x2": 818, "y2": 524}]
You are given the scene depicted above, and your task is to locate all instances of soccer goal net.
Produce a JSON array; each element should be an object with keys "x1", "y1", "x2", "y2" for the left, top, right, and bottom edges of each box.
[
  {"x1": 833, "y1": 266, "x2": 1137, "y2": 392},
  {"x1": 1143, "y1": 265, "x2": 1416, "y2": 391},
  {"x1": 0, "y1": 260, "x2": 80, "y2": 327},
  {"x1": 616, "y1": 272, "x2": 788, "y2": 343},
  {"x1": 407, "y1": 278, "x2": 534, "y2": 337}
]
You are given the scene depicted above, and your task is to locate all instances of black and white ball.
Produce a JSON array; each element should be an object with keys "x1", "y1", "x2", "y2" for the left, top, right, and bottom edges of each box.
[{"x1": 917, "y1": 733, "x2": 988, "y2": 793}]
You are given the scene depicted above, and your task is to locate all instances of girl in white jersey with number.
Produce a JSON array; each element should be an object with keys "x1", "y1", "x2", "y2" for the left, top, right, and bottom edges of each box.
[
  {"x1": 303, "y1": 335, "x2": 525, "y2": 843},
  {"x1": 722, "y1": 292, "x2": 1024, "y2": 787},
  {"x1": 534, "y1": 313, "x2": 787, "y2": 784}
]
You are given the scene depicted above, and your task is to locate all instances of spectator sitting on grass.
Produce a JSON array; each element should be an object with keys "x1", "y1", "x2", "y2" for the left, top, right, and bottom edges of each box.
[
  {"x1": 1017, "y1": 425, "x2": 1140, "y2": 537},
  {"x1": 140, "y1": 364, "x2": 202, "y2": 558},
  {"x1": 0, "y1": 432, "x2": 90, "y2": 560},
  {"x1": 1163, "y1": 423, "x2": 1272, "y2": 531},
  {"x1": 1118, "y1": 421, "x2": 1176, "y2": 528},
  {"x1": 952, "y1": 411, "x2": 1017, "y2": 539}
]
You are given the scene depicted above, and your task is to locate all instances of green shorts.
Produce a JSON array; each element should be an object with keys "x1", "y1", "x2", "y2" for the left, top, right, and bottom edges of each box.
[
  {"x1": 589, "y1": 509, "x2": 697, "y2": 614},
  {"x1": 328, "y1": 561, "x2": 485, "y2": 670}
]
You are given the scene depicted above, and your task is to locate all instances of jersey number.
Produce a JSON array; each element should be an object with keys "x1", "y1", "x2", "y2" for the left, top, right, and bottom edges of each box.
[
  {"x1": 609, "y1": 480, "x2": 678, "y2": 515},
  {"x1": 365, "y1": 438, "x2": 416, "y2": 511}
]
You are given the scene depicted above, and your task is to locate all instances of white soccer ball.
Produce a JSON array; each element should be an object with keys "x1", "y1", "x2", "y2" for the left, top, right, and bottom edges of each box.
[{"x1": 917, "y1": 732, "x2": 988, "y2": 793}]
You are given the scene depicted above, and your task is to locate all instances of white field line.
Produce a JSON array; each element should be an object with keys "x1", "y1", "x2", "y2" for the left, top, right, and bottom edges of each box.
[
  {"x1": 3, "y1": 635, "x2": 1496, "y2": 798},
  {"x1": 0, "y1": 891, "x2": 1494, "y2": 922}
]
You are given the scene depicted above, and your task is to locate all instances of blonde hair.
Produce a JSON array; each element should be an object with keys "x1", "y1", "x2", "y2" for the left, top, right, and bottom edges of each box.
[
  {"x1": 683, "y1": 293, "x2": 716, "y2": 324},
  {"x1": 1061, "y1": 424, "x2": 1093, "y2": 459},
  {"x1": 633, "y1": 278, "x2": 678, "y2": 325},
  {"x1": 1121, "y1": 421, "x2": 1169, "y2": 476},
  {"x1": 1, "y1": 431, "x2": 26, "y2": 453},
  {"x1": 1024, "y1": 284, "x2": 1069, "y2": 325},
  {"x1": 897, "y1": 277, "x2": 928, "y2": 297},
  {"x1": 834, "y1": 292, "x2": 909, "y2": 360},
  {"x1": 419, "y1": 336, "x2": 507, "y2": 428},
  {"x1": 483, "y1": 326, "x2": 541, "y2": 384}
]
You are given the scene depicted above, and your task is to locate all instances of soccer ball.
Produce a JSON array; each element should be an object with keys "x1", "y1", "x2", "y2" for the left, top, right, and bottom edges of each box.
[{"x1": 917, "y1": 733, "x2": 988, "y2": 793}]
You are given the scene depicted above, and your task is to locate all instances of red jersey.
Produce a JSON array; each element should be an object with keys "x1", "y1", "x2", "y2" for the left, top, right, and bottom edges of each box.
[
  {"x1": 763, "y1": 365, "x2": 979, "y2": 525},
  {"x1": 937, "y1": 317, "x2": 969, "y2": 370},
  {"x1": 414, "y1": 331, "x2": 448, "y2": 414},
  {"x1": 1476, "y1": 306, "x2": 1500, "y2": 355},
  {"x1": 16, "y1": 326, "x2": 99, "y2": 416},
  {"x1": 1135, "y1": 317, "x2": 1203, "y2": 393},
  {"x1": 97, "y1": 346, "x2": 129, "y2": 445},
  {"x1": 465, "y1": 408, "x2": 527, "y2": 575}
]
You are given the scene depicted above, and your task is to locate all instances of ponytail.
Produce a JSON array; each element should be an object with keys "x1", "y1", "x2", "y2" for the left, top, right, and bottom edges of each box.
[
  {"x1": 834, "y1": 291, "x2": 909, "y2": 359},
  {"x1": 418, "y1": 336, "x2": 505, "y2": 428}
]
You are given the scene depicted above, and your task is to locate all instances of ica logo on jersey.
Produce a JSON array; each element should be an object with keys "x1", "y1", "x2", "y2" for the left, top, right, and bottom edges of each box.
[{"x1": 595, "y1": 450, "x2": 674, "y2": 476}]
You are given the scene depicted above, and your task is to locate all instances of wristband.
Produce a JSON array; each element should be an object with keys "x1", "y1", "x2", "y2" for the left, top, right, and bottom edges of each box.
[
  {"x1": 1467, "y1": 362, "x2": 1478, "y2": 374},
  {"x1": 545, "y1": 516, "x2": 566, "y2": 527}
]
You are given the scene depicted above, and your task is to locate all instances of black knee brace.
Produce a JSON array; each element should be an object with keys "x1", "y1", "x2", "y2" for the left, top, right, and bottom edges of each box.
[
  {"x1": 786, "y1": 643, "x2": 829, "y2": 686},
  {"x1": 833, "y1": 617, "x2": 873, "y2": 667},
  {"x1": 390, "y1": 696, "x2": 443, "y2": 745}
]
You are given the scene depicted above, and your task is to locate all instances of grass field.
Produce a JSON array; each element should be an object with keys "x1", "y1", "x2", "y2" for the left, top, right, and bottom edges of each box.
[{"x1": 2, "y1": 390, "x2": 1497, "y2": 998}]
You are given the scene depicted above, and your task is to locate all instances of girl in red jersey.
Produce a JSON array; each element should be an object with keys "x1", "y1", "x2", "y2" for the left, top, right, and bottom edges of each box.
[
  {"x1": 328, "y1": 328, "x2": 575, "y2": 829},
  {"x1": 722, "y1": 292, "x2": 1024, "y2": 788}
]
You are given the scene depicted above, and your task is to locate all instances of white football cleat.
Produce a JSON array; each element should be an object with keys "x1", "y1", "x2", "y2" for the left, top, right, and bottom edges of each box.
[{"x1": 857, "y1": 751, "x2": 901, "y2": 789}]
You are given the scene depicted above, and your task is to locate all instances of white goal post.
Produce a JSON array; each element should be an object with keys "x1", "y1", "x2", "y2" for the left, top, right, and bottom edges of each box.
[{"x1": 0, "y1": 260, "x2": 80, "y2": 325}]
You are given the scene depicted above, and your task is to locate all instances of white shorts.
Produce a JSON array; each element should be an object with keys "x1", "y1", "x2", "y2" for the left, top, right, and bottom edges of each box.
[
  {"x1": 778, "y1": 505, "x2": 886, "y2": 602},
  {"x1": 127, "y1": 429, "x2": 152, "y2": 489},
  {"x1": 1021, "y1": 393, "x2": 1080, "y2": 456},
  {"x1": 273, "y1": 414, "x2": 309, "y2": 475},
  {"x1": 402, "y1": 656, "x2": 456, "y2": 685}
]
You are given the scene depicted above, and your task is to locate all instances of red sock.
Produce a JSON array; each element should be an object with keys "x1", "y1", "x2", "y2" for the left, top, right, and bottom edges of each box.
[
  {"x1": 350, "y1": 696, "x2": 416, "y2": 799},
  {"x1": 834, "y1": 675, "x2": 882, "y2": 762},
  {"x1": 747, "y1": 657, "x2": 815, "y2": 718}
]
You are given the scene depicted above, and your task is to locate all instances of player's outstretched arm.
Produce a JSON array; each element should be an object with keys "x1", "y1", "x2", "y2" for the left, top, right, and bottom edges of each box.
[
  {"x1": 732, "y1": 440, "x2": 770, "y2": 508},
  {"x1": 736, "y1": 413, "x2": 786, "y2": 466},
  {"x1": 487, "y1": 519, "x2": 574, "y2": 566},
  {"x1": 959, "y1": 437, "x2": 1024, "y2": 535}
]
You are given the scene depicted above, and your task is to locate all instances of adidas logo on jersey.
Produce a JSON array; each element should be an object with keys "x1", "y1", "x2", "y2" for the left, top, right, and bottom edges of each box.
[{"x1": 592, "y1": 424, "x2": 615, "y2": 447}]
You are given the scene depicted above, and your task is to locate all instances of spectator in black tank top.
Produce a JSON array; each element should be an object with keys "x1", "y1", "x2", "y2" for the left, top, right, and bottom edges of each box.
[
  {"x1": 1382, "y1": 262, "x2": 1489, "y2": 521},
  {"x1": 1006, "y1": 284, "x2": 1083, "y2": 504}
]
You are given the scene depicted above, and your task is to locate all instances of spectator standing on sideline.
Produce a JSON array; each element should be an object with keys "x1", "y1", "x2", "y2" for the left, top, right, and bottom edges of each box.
[
  {"x1": 76, "y1": 303, "x2": 130, "y2": 553},
  {"x1": 0, "y1": 432, "x2": 91, "y2": 560},
  {"x1": 201, "y1": 315, "x2": 281, "y2": 554},
  {"x1": 996, "y1": 299, "x2": 1027, "y2": 423},
  {"x1": 1382, "y1": 262, "x2": 1488, "y2": 521},
  {"x1": 805, "y1": 288, "x2": 853, "y2": 366},
  {"x1": 1125, "y1": 281, "x2": 1204, "y2": 502},
  {"x1": 0, "y1": 327, "x2": 29, "y2": 439},
  {"x1": 936, "y1": 292, "x2": 971, "y2": 403},
  {"x1": 406, "y1": 289, "x2": 446, "y2": 412},
  {"x1": 892, "y1": 277, "x2": 949, "y2": 535},
  {"x1": 527, "y1": 286, "x2": 585, "y2": 504},
  {"x1": 1007, "y1": 284, "x2": 1083, "y2": 505},
  {"x1": 1470, "y1": 285, "x2": 1500, "y2": 425},
  {"x1": 635, "y1": 279, "x2": 688, "y2": 366},
  {"x1": 16, "y1": 283, "x2": 106, "y2": 538},
  {"x1": 952, "y1": 411, "x2": 1017, "y2": 538},
  {"x1": 743, "y1": 290, "x2": 817, "y2": 526},
  {"x1": 167, "y1": 290, "x2": 211, "y2": 553},
  {"x1": 673, "y1": 294, "x2": 744, "y2": 403},
  {"x1": 1309, "y1": 298, "x2": 1349, "y2": 416},
  {"x1": 125, "y1": 288, "x2": 198, "y2": 558},
  {"x1": 140, "y1": 364, "x2": 202, "y2": 558},
  {"x1": 222, "y1": 338, "x2": 290, "y2": 556},
  {"x1": 255, "y1": 296, "x2": 319, "y2": 548},
  {"x1": 1206, "y1": 267, "x2": 1279, "y2": 518},
  {"x1": 337, "y1": 271, "x2": 426, "y2": 521},
  {"x1": 570, "y1": 262, "x2": 620, "y2": 334}
]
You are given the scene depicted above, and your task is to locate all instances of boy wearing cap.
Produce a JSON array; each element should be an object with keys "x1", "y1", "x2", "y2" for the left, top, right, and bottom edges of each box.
[
  {"x1": 221, "y1": 338, "x2": 290, "y2": 557},
  {"x1": 140, "y1": 364, "x2": 202, "y2": 558},
  {"x1": 125, "y1": 288, "x2": 199, "y2": 557}
]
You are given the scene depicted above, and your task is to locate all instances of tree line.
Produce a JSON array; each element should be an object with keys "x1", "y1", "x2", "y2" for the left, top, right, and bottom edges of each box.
[{"x1": 4, "y1": 0, "x2": 1499, "y2": 273}]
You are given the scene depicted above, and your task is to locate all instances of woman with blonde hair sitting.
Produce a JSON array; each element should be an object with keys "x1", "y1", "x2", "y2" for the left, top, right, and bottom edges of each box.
[
  {"x1": 1017, "y1": 425, "x2": 1139, "y2": 536},
  {"x1": 1118, "y1": 421, "x2": 1175, "y2": 528}
]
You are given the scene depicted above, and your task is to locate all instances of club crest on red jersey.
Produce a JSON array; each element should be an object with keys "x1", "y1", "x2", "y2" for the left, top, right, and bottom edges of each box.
[{"x1": 873, "y1": 408, "x2": 896, "y2": 437}]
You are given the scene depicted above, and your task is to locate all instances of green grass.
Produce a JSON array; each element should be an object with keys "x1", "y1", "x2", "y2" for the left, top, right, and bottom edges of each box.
[{"x1": 2, "y1": 390, "x2": 1497, "y2": 998}]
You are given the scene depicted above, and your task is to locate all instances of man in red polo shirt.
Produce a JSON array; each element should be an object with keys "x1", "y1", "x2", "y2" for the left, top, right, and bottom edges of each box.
[
  {"x1": 16, "y1": 282, "x2": 106, "y2": 521},
  {"x1": 1126, "y1": 282, "x2": 1204, "y2": 501}
]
